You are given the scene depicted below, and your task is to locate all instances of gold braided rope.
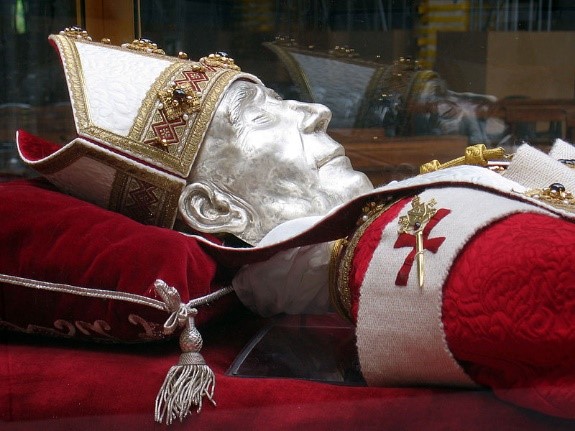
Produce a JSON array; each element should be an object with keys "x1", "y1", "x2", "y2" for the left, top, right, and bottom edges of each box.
[{"x1": 420, "y1": 144, "x2": 510, "y2": 174}]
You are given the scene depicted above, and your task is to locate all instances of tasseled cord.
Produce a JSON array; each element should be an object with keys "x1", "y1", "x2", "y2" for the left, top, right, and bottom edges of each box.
[{"x1": 153, "y1": 279, "x2": 232, "y2": 425}]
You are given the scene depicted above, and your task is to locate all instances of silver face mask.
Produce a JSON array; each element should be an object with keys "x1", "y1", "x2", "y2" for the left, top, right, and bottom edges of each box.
[{"x1": 179, "y1": 80, "x2": 374, "y2": 245}]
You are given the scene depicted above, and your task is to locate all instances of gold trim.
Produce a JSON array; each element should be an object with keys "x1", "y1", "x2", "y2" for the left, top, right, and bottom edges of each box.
[
  {"x1": 328, "y1": 237, "x2": 350, "y2": 321},
  {"x1": 329, "y1": 199, "x2": 398, "y2": 322},
  {"x1": 110, "y1": 170, "x2": 184, "y2": 228},
  {"x1": 129, "y1": 61, "x2": 184, "y2": 139},
  {"x1": 53, "y1": 34, "x2": 90, "y2": 130}
]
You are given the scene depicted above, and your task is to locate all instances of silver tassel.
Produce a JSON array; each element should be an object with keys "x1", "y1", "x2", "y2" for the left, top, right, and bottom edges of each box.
[{"x1": 154, "y1": 280, "x2": 217, "y2": 425}]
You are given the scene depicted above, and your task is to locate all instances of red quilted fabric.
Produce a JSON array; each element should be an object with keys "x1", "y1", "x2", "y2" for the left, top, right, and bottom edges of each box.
[{"x1": 444, "y1": 212, "x2": 575, "y2": 419}]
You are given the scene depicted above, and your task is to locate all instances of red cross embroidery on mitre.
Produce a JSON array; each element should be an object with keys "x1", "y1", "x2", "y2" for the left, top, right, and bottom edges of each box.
[
  {"x1": 393, "y1": 207, "x2": 451, "y2": 286},
  {"x1": 175, "y1": 69, "x2": 210, "y2": 92},
  {"x1": 144, "y1": 109, "x2": 187, "y2": 149}
]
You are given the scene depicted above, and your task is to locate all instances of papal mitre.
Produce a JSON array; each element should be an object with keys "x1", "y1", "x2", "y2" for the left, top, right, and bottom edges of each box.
[{"x1": 17, "y1": 27, "x2": 261, "y2": 229}]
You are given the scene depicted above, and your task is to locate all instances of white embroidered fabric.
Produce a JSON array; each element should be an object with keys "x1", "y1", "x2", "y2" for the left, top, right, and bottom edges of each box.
[{"x1": 76, "y1": 43, "x2": 171, "y2": 136}]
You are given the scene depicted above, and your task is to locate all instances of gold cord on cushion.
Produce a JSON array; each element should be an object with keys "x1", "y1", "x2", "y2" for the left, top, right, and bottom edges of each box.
[
  {"x1": 420, "y1": 144, "x2": 510, "y2": 174},
  {"x1": 329, "y1": 199, "x2": 397, "y2": 322}
]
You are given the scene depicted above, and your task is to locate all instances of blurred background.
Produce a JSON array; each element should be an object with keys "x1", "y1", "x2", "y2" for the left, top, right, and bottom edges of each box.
[{"x1": 2, "y1": 0, "x2": 575, "y2": 183}]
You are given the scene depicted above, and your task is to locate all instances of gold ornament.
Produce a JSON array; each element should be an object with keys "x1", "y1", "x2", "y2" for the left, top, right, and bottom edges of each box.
[
  {"x1": 525, "y1": 183, "x2": 575, "y2": 211},
  {"x1": 122, "y1": 38, "x2": 166, "y2": 55},
  {"x1": 157, "y1": 82, "x2": 202, "y2": 122},
  {"x1": 200, "y1": 52, "x2": 241, "y2": 71},
  {"x1": 59, "y1": 26, "x2": 92, "y2": 41},
  {"x1": 398, "y1": 196, "x2": 438, "y2": 289}
]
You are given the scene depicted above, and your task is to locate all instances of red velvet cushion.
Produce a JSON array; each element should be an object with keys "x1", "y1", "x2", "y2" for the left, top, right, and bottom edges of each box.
[
  {"x1": 0, "y1": 178, "x2": 238, "y2": 342},
  {"x1": 4, "y1": 314, "x2": 575, "y2": 430}
]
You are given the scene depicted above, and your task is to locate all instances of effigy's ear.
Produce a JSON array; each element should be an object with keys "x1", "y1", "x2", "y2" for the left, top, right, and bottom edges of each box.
[{"x1": 179, "y1": 182, "x2": 250, "y2": 236}]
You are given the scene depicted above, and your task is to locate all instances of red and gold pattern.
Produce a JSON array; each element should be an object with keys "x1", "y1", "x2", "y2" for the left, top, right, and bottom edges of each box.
[
  {"x1": 394, "y1": 205, "x2": 449, "y2": 286},
  {"x1": 145, "y1": 67, "x2": 214, "y2": 151}
]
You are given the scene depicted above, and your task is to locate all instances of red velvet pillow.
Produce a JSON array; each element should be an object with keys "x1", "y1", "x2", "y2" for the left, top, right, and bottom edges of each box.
[{"x1": 0, "y1": 178, "x2": 238, "y2": 343}]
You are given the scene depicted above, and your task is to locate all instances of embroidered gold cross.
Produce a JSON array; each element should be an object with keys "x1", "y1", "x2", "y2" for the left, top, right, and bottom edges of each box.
[{"x1": 398, "y1": 196, "x2": 438, "y2": 289}]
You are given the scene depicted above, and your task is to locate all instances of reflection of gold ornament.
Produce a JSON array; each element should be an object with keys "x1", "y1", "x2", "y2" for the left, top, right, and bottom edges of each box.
[
  {"x1": 329, "y1": 45, "x2": 359, "y2": 58},
  {"x1": 157, "y1": 82, "x2": 202, "y2": 122},
  {"x1": 525, "y1": 183, "x2": 575, "y2": 211},
  {"x1": 398, "y1": 196, "x2": 437, "y2": 289},
  {"x1": 387, "y1": 56, "x2": 421, "y2": 93},
  {"x1": 273, "y1": 35, "x2": 298, "y2": 47},
  {"x1": 122, "y1": 38, "x2": 166, "y2": 55},
  {"x1": 200, "y1": 52, "x2": 241, "y2": 71},
  {"x1": 392, "y1": 56, "x2": 421, "y2": 75},
  {"x1": 59, "y1": 26, "x2": 92, "y2": 40}
]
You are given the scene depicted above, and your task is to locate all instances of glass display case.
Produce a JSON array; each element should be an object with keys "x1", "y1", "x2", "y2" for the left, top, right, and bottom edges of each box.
[{"x1": 2, "y1": 1, "x2": 575, "y2": 430}]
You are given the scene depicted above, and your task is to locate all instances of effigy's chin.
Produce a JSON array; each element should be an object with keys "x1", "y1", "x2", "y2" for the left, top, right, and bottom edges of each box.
[
  {"x1": 319, "y1": 156, "x2": 374, "y2": 201},
  {"x1": 341, "y1": 170, "x2": 374, "y2": 199}
]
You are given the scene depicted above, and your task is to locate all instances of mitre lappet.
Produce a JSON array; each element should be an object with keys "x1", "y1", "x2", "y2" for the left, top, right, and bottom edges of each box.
[{"x1": 16, "y1": 27, "x2": 261, "y2": 230}]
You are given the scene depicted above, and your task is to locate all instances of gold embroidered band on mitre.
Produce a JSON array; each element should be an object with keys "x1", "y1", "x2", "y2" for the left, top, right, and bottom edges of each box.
[{"x1": 50, "y1": 33, "x2": 252, "y2": 178}]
